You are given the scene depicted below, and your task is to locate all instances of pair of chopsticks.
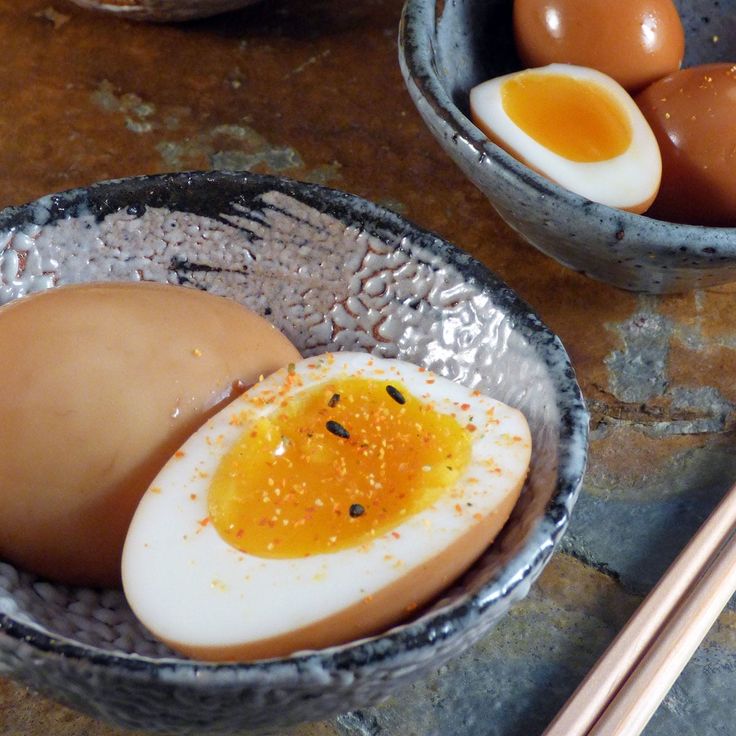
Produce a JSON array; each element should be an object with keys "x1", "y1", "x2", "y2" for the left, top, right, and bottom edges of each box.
[{"x1": 543, "y1": 481, "x2": 736, "y2": 736}]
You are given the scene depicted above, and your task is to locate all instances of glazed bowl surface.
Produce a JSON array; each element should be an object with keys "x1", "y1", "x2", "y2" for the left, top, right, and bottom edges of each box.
[
  {"x1": 0, "y1": 171, "x2": 588, "y2": 734},
  {"x1": 399, "y1": 0, "x2": 736, "y2": 293}
]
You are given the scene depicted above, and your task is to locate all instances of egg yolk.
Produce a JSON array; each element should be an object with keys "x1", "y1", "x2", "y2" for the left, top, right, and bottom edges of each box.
[
  {"x1": 207, "y1": 376, "x2": 473, "y2": 558},
  {"x1": 501, "y1": 73, "x2": 632, "y2": 162}
]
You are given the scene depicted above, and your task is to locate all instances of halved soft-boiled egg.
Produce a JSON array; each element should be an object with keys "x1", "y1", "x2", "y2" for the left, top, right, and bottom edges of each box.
[
  {"x1": 470, "y1": 63, "x2": 662, "y2": 213},
  {"x1": 122, "y1": 352, "x2": 531, "y2": 661}
]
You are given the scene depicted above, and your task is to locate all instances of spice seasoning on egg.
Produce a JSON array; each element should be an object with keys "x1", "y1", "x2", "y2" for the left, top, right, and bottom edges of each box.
[
  {"x1": 349, "y1": 503, "x2": 365, "y2": 518},
  {"x1": 386, "y1": 384, "x2": 406, "y2": 405},
  {"x1": 206, "y1": 373, "x2": 478, "y2": 558},
  {"x1": 326, "y1": 420, "x2": 350, "y2": 439}
]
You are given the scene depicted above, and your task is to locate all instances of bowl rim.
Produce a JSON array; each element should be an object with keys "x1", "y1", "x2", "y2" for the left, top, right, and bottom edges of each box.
[
  {"x1": 398, "y1": 0, "x2": 736, "y2": 242},
  {"x1": 0, "y1": 170, "x2": 589, "y2": 683}
]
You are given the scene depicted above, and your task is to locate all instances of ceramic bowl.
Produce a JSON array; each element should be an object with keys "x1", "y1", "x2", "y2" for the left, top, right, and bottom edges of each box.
[
  {"x1": 0, "y1": 171, "x2": 588, "y2": 734},
  {"x1": 399, "y1": 0, "x2": 736, "y2": 294},
  {"x1": 66, "y1": 0, "x2": 261, "y2": 22}
]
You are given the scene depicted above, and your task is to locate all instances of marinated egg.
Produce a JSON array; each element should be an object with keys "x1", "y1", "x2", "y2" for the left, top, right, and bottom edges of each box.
[
  {"x1": 122, "y1": 352, "x2": 531, "y2": 661},
  {"x1": 513, "y1": 0, "x2": 685, "y2": 93},
  {"x1": 470, "y1": 64, "x2": 662, "y2": 213},
  {"x1": 0, "y1": 282, "x2": 300, "y2": 588},
  {"x1": 636, "y1": 63, "x2": 736, "y2": 227}
]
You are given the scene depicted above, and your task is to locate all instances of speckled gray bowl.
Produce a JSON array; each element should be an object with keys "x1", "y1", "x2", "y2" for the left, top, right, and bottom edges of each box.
[
  {"x1": 67, "y1": 0, "x2": 262, "y2": 22},
  {"x1": 0, "y1": 171, "x2": 588, "y2": 734},
  {"x1": 399, "y1": 0, "x2": 736, "y2": 293}
]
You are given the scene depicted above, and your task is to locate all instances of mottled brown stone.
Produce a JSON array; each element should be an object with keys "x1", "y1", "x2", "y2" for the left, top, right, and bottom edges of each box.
[
  {"x1": 0, "y1": 677, "x2": 341, "y2": 735},
  {"x1": 669, "y1": 341, "x2": 736, "y2": 407},
  {"x1": 0, "y1": 678, "x2": 145, "y2": 736},
  {"x1": 532, "y1": 552, "x2": 639, "y2": 633},
  {"x1": 587, "y1": 426, "x2": 712, "y2": 501}
]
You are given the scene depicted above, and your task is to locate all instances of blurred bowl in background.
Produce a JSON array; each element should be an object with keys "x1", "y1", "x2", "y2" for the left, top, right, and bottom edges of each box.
[
  {"x1": 399, "y1": 0, "x2": 736, "y2": 294},
  {"x1": 66, "y1": 0, "x2": 262, "y2": 22}
]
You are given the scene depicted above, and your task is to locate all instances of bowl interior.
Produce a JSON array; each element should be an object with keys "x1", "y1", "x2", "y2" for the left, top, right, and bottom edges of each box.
[{"x1": 0, "y1": 172, "x2": 587, "y2": 732}]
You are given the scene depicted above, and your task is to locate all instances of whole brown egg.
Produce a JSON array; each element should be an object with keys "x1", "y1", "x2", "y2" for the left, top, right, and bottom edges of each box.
[
  {"x1": 513, "y1": 0, "x2": 685, "y2": 93},
  {"x1": 636, "y1": 63, "x2": 736, "y2": 227},
  {"x1": 0, "y1": 282, "x2": 300, "y2": 588}
]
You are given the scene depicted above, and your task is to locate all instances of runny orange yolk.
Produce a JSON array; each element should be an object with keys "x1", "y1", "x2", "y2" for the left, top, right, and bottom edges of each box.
[
  {"x1": 207, "y1": 376, "x2": 473, "y2": 558},
  {"x1": 501, "y1": 73, "x2": 632, "y2": 162}
]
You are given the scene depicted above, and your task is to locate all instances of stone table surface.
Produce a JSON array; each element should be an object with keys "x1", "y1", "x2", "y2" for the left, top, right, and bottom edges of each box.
[{"x1": 1, "y1": 1, "x2": 735, "y2": 735}]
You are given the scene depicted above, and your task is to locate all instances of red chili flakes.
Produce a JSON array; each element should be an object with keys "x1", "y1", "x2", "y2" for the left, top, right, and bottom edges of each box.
[
  {"x1": 391, "y1": 531, "x2": 401, "y2": 539},
  {"x1": 197, "y1": 516, "x2": 210, "y2": 527},
  {"x1": 174, "y1": 450, "x2": 186, "y2": 458},
  {"x1": 454, "y1": 503, "x2": 463, "y2": 514},
  {"x1": 460, "y1": 403, "x2": 471, "y2": 411},
  {"x1": 473, "y1": 513, "x2": 483, "y2": 522},
  {"x1": 466, "y1": 423, "x2": 477, "y2": 432}
]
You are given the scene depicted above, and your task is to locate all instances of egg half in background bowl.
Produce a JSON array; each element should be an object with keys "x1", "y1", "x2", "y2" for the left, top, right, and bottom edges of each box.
[
  {"x1": 399, "y1": 0, "x2": 736, "y2": 293},
  {"x1": 0, "y1": 171, "x2": 587, "y2": 734}
]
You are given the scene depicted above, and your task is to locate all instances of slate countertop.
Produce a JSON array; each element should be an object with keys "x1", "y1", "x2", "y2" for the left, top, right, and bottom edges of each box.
[{"x1": 1, "y1": 1, "x2": 735, "y2": 735}]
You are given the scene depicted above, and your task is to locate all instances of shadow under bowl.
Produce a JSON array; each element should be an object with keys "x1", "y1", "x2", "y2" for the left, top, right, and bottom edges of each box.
[
  {"x1": 0, "y1": 171, "x2": 588, "y2": 734},
  {"x1": 399, "y1": 0, "x2": 736, "y2": 294}
]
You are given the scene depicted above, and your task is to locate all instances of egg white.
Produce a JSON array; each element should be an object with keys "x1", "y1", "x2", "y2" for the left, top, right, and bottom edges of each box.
[
  {"x1": 122, "y1": 352, "x2": 531, "y2": 661},
  {"x1": 470, "y1": 63, "x2": 662, "y2": 212}
]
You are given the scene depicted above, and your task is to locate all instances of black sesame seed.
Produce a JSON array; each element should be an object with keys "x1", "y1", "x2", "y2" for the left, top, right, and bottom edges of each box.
[
  {"x1": 326, "y1": 420, "x2": 350, "y2": 439},
  {"x1": 349, "y1": 503, "x2": 365, "y2": 518},
  {"x1": 386, "y1": 385, "x2": 406, "y2": 405},
  {"x1": 328, "y1": 393, "x2": 341, "y2": 408}
]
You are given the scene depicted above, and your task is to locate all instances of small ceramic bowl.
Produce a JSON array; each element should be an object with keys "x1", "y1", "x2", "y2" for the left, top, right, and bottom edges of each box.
[
  {"x1": 399, "y1": 0, "x2": 736, "y2": 294},
  {"x1": 66, "y1": 0, "x2": 261, "y2": 22},
  {"x1": 0, "y1": 171, "x2": 588, "y2": 734}
]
